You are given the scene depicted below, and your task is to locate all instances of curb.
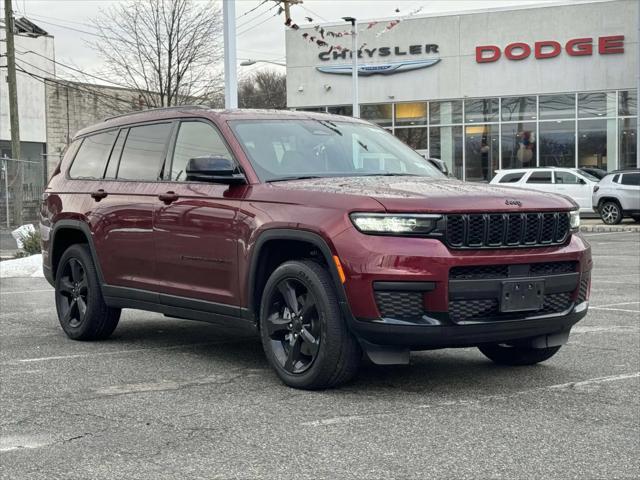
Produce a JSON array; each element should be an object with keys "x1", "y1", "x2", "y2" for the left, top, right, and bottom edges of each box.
[{"x1": 580, "y1": 225, "x2": 640, "y2": 233}]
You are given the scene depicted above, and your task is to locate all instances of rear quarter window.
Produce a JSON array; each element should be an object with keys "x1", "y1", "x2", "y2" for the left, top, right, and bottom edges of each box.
[
  {"x1": 69, "y1": 130, "x2": 118, "y2": 179},
  {"x1": 498, "y1": 172, "x2": 525, "y2": 183}
]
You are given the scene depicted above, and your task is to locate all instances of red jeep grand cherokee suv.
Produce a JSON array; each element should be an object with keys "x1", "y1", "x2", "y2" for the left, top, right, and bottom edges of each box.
[{"x1": 41, "y1": 107, "x2": 591, "y2": 389}]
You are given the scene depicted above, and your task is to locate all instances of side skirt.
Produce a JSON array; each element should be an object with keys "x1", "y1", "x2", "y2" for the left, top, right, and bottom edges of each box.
[{"x1": 102, "y1": 285, "x2": 256, "y2": 329}]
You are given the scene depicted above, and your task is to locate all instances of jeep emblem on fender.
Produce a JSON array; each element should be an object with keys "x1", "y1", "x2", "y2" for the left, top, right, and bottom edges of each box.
[{"x1": 505, "y1": 199, "x2": 522, "y2": 206}]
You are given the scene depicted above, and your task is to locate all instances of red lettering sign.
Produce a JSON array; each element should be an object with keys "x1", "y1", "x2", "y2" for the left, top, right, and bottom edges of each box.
[
  {"x1": 476, "y1": 45, "x2": 501, "y2": 63},
  {"x1": 599, "y1": 35, "x2": 624, "y2": 54},
  {"x1": 534, "y1": 40, "x2": 561, "y2": 59},
  {"x1": 505, "y1": 42, "x2": 531, "y2": 60},
  {"x1": 566, "y1": 38, "x2": 592, "y2": 56}
]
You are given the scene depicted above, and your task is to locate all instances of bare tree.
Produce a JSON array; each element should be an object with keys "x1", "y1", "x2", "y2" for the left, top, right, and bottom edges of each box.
[
  {"x1": 87, "y1": 0, "x2": 223, "y2": 108},
  {"x1": 238, "y1": 70, "x2": 287, "y2": 109}
]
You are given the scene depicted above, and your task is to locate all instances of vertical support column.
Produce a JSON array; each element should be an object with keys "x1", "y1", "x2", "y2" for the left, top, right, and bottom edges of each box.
[{"x1": 223, "y1": 0, "x2": 238, "y2": 109}]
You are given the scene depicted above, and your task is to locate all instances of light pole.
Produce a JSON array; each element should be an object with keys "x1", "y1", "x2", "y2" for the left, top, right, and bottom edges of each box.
[
  {"x1": 223, "y1": 0, "x2": 238, "y2": 109},
  {"x1": 342, "y1": 16, "x2": 359, "y2": 118}
]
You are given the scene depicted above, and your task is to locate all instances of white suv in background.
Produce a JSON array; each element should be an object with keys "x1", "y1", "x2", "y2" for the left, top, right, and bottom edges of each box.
[
  {"x1": 490, "y1": 167, "x2": 600, "y2": 214},
  {"x1": 592, "y1": 169, "x2": 640, "y2": 224}
]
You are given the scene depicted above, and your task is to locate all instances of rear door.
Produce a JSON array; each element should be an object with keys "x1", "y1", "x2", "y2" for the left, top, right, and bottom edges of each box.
[
  {"x1": 553, "y1": 170, "x2": 592, "y2": 211},
  {"x1": 619, "y1": 173, "x2": 640, "y2": 210},
  {"x1": 90, "y1": 122, "x2": 173, "y2": 291},
  {"x1": 524, "y1": 170, "x2": 555, "y2": 193},
  {"x1": 153, "y1": 119, "x2": 246, "y2": 308}
]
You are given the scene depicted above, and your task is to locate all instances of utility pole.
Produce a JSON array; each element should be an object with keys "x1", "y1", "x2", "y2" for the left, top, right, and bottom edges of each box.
[
  {"x1": 223, "y1": 0, "x2": 238, "y2": 108},
  {"x1": 343, "y1": 17, "x2": 359, "y2": 118},
  {"x1": 3, "y1": 0, "x2": 23, "y2": 225},
  {"x1": 281, "y1": 0, "x2": 302, "y2": 20}
]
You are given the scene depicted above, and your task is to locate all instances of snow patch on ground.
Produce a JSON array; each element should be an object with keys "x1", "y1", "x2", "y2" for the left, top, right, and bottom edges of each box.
[{"x1": 0, "y1": 254, "x2": 44, "y2": 278}]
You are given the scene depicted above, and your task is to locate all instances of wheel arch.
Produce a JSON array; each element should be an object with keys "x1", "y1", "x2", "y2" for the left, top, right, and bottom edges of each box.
[
  {"x1": 50, "y1": 220, "x2": 105, "y2": 285},
  {"x1": 597, "y1": 196, "x2": 622, "y2": 208},
  {"x1": 247, "y1": 229, "x2": 353, "y2": 325}
]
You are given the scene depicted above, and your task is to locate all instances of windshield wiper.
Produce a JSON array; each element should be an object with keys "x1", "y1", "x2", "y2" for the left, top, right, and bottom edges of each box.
[
  {"x1": 267, "y1": 175, "x2": 326, "y2": 183},
  {"x1": 358, "y1": 172, "x2": 422, "y2": 177}
]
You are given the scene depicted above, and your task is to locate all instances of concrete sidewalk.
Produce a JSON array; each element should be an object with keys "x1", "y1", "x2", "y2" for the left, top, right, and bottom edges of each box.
[{"x1": 580, "y1": 218, "x2": 640, "y2": 233}]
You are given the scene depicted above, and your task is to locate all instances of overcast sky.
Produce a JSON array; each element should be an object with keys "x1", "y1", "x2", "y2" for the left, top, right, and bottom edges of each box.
[{"x1": 11, "y1": 0, "x2": 561, "y2": 81}]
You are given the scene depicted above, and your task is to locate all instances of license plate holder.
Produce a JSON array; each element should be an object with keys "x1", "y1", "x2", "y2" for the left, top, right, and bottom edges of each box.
[{"x1": 500, "y1": 279, "x2": 545, "y2": 313}]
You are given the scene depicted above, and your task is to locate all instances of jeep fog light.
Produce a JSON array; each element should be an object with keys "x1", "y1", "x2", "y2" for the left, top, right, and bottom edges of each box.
[
  {"x1": 570, "y1": 210, "x2": 580, "y2": 231},
  {"x1": 350, "y1": 213, "x2": 441, "y2": 235}
]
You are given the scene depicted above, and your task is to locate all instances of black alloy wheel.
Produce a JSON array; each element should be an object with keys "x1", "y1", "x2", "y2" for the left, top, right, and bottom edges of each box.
[
  {"x1": 264, "y1": 278, "x2": 321, "y2": 374},
  {"x1": 57, "y1": 257, "x2": 89, "y2": 329}
]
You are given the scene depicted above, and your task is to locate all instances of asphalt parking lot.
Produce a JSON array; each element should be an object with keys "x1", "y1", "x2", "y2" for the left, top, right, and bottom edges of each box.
[{"x1": 1, "y1": 232, "x2": 639, "y2": 479}]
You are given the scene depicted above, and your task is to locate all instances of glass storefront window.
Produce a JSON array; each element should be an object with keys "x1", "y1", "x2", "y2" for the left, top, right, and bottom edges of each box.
[
  {"x1": 327, "y1": 105, "x2": 353, "y2": 116},
  {"x1": 539, "y1": 94, "x2": 575, "y2": 120},
  {"x1": 501, "y1": 96, "x2": 536, "y2": 122},
  {"x1": 429, "y1": 126, "x2": 463, "y2": 178},
  {"x1": 464, "y1": 98, "x2": 499, "y2": 123},
  {"x1": 578, "y1": 119, "x2": 616, "y2": 171},
  {"x1": 619, "y1": 117, "x2": 638, "y2": 170},
  {"x1": 360, "y1": 104, "x2": 392, "y2": 127},
  {"x1": 429, "y1": 100, "x2": 462, "y2": 125},
  {"x1": 501, "y1": 122, "x2": 537, "y2": 169},
  {"x1": 578, "y1": 92, "x2": 616, "y2": 118},
  {"x1": 465, "y1": 124, "x2": 498, "y2": 182},
  {"x1": 539, "y1": 120, "x2": 576, "y2": 167},
  {"x1": 395, "y1": 102, "x2": 427, "y2": 126},
  {"x1": 619, "y1": 90, "x2": 637, "y2": 117},
  {"x1": 395, "y1": 128, "x2": 428, "y2": 151}
]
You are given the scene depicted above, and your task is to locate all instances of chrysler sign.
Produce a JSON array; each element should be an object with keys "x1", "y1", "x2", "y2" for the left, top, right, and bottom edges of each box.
[{"x1": 317, "y1": 43, "x2": 441, "y2": 76}]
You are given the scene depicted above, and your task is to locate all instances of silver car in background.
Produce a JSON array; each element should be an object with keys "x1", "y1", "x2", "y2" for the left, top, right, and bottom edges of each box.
[{"x1": 592, "y1": 169, "x2": 640, "y2": 224}]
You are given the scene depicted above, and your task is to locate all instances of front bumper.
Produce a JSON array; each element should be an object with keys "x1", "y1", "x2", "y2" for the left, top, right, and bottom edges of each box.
[{"x1": 332, "y1": 228, "x2": 591, "y2": 348}]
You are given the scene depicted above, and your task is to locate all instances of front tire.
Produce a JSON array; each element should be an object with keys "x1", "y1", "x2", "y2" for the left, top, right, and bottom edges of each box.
[
  {"x1": 478, "y1": 343, "x2": 561, "y2": 366},
  {"x1": 599, "y1": 201, "x2": 623, "y2": 225},
  {"x1": 259, "y1": 260, "x2": 361, "y2": 389},
  {"x1": 55, "y1": 244, "x2": 121, "y2": 340}
]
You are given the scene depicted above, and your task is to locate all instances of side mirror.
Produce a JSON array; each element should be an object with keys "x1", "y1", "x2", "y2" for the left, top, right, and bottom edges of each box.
[{"x1": 185, "y1": 156, "x2": 246, "y2": 184}]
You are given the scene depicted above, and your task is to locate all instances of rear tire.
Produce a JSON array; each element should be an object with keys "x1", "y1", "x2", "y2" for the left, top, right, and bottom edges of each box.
[
  {"x1": 55, "y1": 244, "x2": 121, "y2": 340},
  {"x1": 599, "y1": 201, "x2": 623, "y2": 225},
  {"x1": 259, "y1": 260, "x2": 361, "y2": 389},
  {"x1": 478, "y1": 343, "x2": 561, "y2": 366}
]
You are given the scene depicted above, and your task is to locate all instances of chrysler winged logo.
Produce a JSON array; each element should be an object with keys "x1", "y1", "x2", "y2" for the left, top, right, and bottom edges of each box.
[
  {"x1": 316, "y1": 58, "x2": 441, "y2": 76},
  {"x1": 505, "y1": 199, "x2": 523, "y2": 207}
]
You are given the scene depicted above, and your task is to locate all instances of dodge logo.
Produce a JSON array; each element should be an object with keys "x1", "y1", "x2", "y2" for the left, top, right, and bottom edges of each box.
[{"x1": 505, "y1": 199, "x2": 522, "y2": 207}]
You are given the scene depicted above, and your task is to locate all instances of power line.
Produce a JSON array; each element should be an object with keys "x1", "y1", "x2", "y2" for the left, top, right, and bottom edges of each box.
[
  {"x1": 299, "y1": 4, "x2": 328, "y2": 22},
  {"x1": 236, "y1": 0, "x2": 270, "y2": 20},
  {"x1": 237, "y1": 10, "x2": 280, "y2": 36}
]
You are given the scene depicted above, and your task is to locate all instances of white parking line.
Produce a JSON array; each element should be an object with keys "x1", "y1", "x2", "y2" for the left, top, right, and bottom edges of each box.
[
  {"x1": 545, "y1": 372, "x2": 640, "y2": 390},
  {"x1": 592, "y1": 301, "x2": 640, "y2": 308},
  {"x1": 0, "y1": 289, "x2": 53, "y2": 296},
  {"x1": 582, "y1": 231, "x2": 640, "y2": 237},
  {"x1": 589, "y1": 307, "x2": 640, "y2": 313}
]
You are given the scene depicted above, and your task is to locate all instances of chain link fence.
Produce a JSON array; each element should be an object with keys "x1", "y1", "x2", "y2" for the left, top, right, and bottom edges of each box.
[{"x1": 1, "y1": 156, "x2": 45, "y2": 228}]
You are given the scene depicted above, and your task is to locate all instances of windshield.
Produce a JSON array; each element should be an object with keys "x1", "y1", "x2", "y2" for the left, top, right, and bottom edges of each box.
[{"x1": 229, "y1": 119, "x2": 444, "y2": 182}]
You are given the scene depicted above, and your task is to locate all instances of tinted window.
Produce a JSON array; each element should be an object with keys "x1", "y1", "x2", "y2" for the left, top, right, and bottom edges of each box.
[
  {"x1": 620, "y1": 173, "x2": 640, "y2": 186},
  {"x1": 555, "y1": 171, "x2": 582, "y2": 184},
  {"x1": 69, "y1": 130, "x2": 118, "y2": 179},
  {"x1": 170, "y1": 122, "x2": 234, "y2": 181},
  {"x1": 116, "y1": 123, "x2": 172, "y2": 180},
  {"x1": 612, "y1": 174, "x2": 620, "y2": 183},
  {"x1": 527, "y1": 171, "x2": 553, "y2": 184},
  {"x1": 104, "y1": 129, "x2": 127, "y2": 179},
  {"x1": 499, "y1": 172, "x2": 525, "y2": 183}
]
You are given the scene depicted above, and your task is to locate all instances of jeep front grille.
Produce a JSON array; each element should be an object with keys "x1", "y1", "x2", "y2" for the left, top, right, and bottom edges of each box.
[{"x1": 444, "y1": 212, "x2": 571, "y2": 249}]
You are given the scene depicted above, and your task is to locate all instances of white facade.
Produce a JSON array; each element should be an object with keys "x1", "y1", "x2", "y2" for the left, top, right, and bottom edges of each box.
[
  {"x1": 285, "y1": 0, "x2": 639, "y2": 179},
  {"x1": 0, "y1": 29, "x2": 55, "y2": 145},
  {"x1": 286, "y1": 0, "x2": 636, "y2": 106}
]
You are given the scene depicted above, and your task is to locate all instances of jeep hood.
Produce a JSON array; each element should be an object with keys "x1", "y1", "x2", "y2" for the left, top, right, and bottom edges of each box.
[{"x1": 275, "y1": 176, "x2": 578, "y2": 213}]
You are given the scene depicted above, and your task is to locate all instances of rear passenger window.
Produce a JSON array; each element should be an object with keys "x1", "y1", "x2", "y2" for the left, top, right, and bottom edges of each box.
[
  {"x1": 620, "y1": 173, "x2": 640, "y2": 186},
  {"x1": 526, "y1": 171, "x2": 553, "y2": 184},
  {"x1": 170, "y1": 122, "x2": 234, "y2": 181},
  {"x1": 69, "y1": 130, "x2": 118, "y2": 179},
  {"x1": 499, "y1": 172, "x2": 524, "y2": 183},
  {"x1": 117, "y1": 123, "x2": 172, "y2": 180}
]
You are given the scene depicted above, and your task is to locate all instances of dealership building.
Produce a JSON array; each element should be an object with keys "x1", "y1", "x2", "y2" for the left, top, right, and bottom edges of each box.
[{"x1": 285, "y1": 0, "x2": 638, "y2": 181}]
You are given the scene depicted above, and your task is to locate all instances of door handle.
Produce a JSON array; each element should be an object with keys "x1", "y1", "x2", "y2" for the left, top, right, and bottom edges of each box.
[
  {"x1": 90, "y1": 189, "x2": 108, "y2": 201},
  {"x1": 158, "y1": 191, "x2": 179, "y2": 204}
]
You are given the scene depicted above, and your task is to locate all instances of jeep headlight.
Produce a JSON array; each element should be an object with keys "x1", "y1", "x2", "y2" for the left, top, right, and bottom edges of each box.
[
  {"x1": 350, "y1": 213, "x2": 441, "y2": 235},
  {"x1": 570, "y1": 210, "x2": 580, "y2": 231}
]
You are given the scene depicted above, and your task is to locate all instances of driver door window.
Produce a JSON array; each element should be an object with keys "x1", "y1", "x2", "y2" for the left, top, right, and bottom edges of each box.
[{"x1": 170, "y1": 121, "x2": 234, "y2": 181}]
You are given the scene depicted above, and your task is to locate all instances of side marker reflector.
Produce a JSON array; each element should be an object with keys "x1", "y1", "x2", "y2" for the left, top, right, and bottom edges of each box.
[{"x1": 333, "y1": 255, "x2": 346, "y2": 284}]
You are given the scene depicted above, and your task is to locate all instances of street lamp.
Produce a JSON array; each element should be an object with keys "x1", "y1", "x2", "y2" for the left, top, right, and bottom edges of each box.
[
  {"x1": 342, "y1": 16, "x2": 359, "y2": 118},
  {"x1": 240, "y1": 59, "x2": 286, "y2": 67}
]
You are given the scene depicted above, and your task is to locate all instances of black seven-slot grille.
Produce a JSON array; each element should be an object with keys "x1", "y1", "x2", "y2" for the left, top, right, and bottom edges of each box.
[{"x1": 445, "y1": 212, "x2": 571, "y2": 249}]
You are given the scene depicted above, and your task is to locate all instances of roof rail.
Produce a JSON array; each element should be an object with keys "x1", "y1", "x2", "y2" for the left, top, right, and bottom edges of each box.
[{"x1": 104, "y1": 105, "x2": 210, "y2": 122}]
